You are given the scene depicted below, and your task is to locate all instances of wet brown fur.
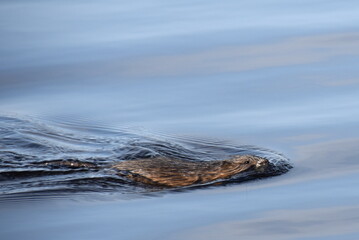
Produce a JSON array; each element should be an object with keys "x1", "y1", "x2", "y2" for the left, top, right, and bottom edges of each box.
[{"x1": 112, "y1": 155, "x2": 269, "y2": 187}]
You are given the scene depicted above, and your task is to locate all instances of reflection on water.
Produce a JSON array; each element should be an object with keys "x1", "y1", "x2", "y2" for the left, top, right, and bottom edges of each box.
[
  {"x1": 1, "y1": 0, "x2": 359, "y2": 240},
  {"x1": 169, "y1": 205, "x2": 359, "y2": 240}
]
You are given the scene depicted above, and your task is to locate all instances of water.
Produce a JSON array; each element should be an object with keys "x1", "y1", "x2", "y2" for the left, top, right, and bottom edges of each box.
[
  {"x1": 1, "y1": 0, "x2": 359, "y2": 239},
  {"x1": 0, "y1": 114, "x2": 291, "y2": 195}
]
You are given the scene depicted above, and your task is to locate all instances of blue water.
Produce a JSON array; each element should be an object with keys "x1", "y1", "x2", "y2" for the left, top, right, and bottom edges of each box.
[{"x1": 1, "y1": 0, "x2": 359, "y2": 239}]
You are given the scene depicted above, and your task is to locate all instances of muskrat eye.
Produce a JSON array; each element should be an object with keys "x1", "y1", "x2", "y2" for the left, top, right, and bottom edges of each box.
[{"x1": 244, "y1": 160, "x2": 250, "y2": 164}]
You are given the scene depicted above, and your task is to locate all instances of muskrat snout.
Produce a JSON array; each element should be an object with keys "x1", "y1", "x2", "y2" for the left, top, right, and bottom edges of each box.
[{"x1": 255, "y1": 158, "x2": 269, "y2": 172}]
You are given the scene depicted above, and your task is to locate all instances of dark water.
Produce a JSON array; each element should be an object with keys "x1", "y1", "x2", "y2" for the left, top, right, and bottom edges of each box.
[{"x1": 1, "y1": 0, "x2": 359, "y2": 240}]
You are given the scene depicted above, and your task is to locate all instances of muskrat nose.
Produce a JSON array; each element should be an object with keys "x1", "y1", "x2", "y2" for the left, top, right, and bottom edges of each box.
[{"x1": 256, "y1": 159, "x2": 268, "y2": 168}]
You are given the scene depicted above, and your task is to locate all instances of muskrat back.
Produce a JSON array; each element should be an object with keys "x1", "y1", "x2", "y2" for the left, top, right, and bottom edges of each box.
[{"x1": 112, "y1": 155, "x2": 269, "y2": 187}]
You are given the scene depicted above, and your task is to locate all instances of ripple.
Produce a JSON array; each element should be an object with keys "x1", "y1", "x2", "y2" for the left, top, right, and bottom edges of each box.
[{"x1": 0, "y1": 114, "x2": 292, "y2": 198}]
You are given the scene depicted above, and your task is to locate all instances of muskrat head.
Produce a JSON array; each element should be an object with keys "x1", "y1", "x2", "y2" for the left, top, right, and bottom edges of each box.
[{"x1": 227, "y1": 155, "x2": 269, "y2": 173}]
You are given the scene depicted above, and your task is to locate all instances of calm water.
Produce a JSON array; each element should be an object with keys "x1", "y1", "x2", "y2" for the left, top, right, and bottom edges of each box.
[{"x1": 1, "y1": 0, "x2": 359, "y2": 240}]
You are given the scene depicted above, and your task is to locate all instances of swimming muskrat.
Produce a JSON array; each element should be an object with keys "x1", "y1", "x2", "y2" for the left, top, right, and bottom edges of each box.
[{"x1": 38, "y1": 155, "x2": 269, "y2": 187}]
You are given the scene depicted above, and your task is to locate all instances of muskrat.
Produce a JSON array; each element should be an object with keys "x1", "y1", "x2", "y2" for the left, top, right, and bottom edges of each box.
[
  {"x1": 37, "y1": 155, "x2": 269, "y2": 187},
  {"x1": 112, "y1": 155, "x2": 269, "y2": 187}
]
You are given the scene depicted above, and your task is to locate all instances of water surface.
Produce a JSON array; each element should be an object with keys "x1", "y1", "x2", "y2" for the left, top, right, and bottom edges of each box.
[{"x1": 1, "y1": 0, "x2": 359, "y2": 239}]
